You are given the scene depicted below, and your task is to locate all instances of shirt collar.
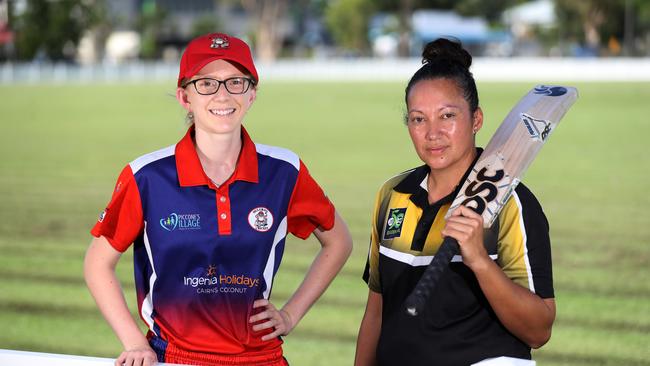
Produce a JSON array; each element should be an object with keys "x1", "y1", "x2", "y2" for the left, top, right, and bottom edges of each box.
[
  {"x1": 394, "y1": 148, "x2": 483, "y2": 208},
  {"x1": 175, "y1": 125, "x2": 259, "y2": 187}
]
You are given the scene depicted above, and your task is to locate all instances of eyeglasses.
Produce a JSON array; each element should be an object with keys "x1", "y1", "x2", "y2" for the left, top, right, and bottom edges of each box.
[{"x1": 183, "y1": 77, "x2": 256, "y2": 95}]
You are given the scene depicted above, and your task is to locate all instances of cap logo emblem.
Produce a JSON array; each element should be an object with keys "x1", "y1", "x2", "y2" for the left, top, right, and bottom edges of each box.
[{"x1": 211, "y1": 36, "x2": 230, "y2": 49}]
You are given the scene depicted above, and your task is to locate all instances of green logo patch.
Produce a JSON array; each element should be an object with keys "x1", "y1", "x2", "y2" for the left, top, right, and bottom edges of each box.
[{"x1": 384, "y1": 208, "x2": 406, "y2": 239}]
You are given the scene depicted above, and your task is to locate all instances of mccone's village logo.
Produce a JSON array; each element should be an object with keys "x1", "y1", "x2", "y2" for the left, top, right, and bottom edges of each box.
[{"x1": 160, "y1": 213, "x2": 201, "y2": 231}]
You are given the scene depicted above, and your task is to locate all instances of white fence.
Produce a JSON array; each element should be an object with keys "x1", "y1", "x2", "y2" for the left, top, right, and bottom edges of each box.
[
  {"x1": 1, "y1": 58, "x2": 649, "y2": 84},
  {"x1": 0, "y1": 349, "x2": 534, "y2": 366},
  {"x1": 0, "y1": 349, "x2": 187, "y2": 366}
]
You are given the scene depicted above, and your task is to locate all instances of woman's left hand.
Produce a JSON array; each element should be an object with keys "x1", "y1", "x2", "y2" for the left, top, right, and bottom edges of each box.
[
  {"x1": 249, "y1": 299, "x2": 295, "y2": 341},
  {"x1": 441, "y1": 205, "x2": 489, "y2": 270}
]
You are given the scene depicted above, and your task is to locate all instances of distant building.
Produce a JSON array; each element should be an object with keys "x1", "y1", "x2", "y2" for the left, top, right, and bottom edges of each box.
[
  {"x1": 502, "y1": 0, "x2": 556, "y2": 56},
  {"x1": 370, "y1": 9, "x2": 510, "y2": 58},
  {"x1": 411, "y1": 10, "x2": 510, "y2": 56},
  {"x1": 93, "y1": 0, "x2": 254, "y2": 64}
]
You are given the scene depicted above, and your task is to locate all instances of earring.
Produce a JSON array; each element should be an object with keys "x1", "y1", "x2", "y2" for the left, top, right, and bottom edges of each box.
[{"x1": 186, "y1": 112, "x2": 194, "y2": 125}]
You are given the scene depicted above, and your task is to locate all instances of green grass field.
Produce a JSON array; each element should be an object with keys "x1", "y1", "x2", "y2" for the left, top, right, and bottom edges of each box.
[{"x1": 0, "y1": 81, "x2": 648, "y2": 365}]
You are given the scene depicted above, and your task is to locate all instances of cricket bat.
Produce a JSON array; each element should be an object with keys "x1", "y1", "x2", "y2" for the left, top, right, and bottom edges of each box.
[{"x1": 404, "y1": 85, "x2": 578, "y2": 316}]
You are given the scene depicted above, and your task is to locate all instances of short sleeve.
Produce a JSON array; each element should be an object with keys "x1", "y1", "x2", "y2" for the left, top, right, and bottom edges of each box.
[
  {"x1": 90, "y1": 165, "x2": 144, "y2": 252},
  {"x1": 497, "y1": 184, "x2": 554, "y2": 299},
  {"x1": 287, "y1": 160, "x2": 335, "y2": 239}
]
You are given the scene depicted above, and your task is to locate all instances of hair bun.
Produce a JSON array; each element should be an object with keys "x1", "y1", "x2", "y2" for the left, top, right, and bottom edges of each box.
[{"x1": 422, "y1": 38, "x2": 472, "y2": 70}]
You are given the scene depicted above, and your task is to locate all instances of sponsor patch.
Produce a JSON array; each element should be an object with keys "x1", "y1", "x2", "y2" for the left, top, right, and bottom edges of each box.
[
  {"x1": 98, "y1": 209, "x2": 107, "y2": 223},
  {"x1": 183, "y1": 264, "x2": 260, "y2": 295},
  {"x1": 160, "y1": 212, "x2": 201, "y2": 231},
  {"x1": 248, "y1": 207, "x2": 273, "y2": 232},
  {"x1": 384, "y1": 208, "x2": 407, "y2": 239}
]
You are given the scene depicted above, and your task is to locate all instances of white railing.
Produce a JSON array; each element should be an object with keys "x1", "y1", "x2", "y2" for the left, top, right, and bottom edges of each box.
[
  {"x1": 0, "y1": 349, "x2": 185, "y2": 366},
  {"x1": 0, "y1": 348, "x2": 535, "y2": 365}
]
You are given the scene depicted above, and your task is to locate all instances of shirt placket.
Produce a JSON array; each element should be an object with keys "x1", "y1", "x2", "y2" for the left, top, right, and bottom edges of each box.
[{"x1": 215, "y1": 185, "x2": 232, "y2": 235}]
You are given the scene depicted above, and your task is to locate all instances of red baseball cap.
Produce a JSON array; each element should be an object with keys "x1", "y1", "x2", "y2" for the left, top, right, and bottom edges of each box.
[{"x1": 177, "y1": 33, "x2": 259, "y2": 87}]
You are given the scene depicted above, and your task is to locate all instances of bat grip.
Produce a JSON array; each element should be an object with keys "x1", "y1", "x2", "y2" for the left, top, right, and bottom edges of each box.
[{"x1": 404, "y1": 236, "x2": 460, "y2": 317}]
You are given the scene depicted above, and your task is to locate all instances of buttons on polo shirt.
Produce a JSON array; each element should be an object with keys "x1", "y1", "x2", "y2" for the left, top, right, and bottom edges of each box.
[{"x1": 215, "y1": 192, "x2": 231, "y2": 235}]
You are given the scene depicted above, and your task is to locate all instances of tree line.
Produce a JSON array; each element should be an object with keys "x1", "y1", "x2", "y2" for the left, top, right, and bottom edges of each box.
[{"x1": 3, "y1": 0, "x2": 650, "y2": 62}]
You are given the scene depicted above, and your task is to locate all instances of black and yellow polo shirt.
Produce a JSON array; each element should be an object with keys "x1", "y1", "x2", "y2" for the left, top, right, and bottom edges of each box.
[{"x1": 363, "y1": 157, "x2": 554, "y2": 366}]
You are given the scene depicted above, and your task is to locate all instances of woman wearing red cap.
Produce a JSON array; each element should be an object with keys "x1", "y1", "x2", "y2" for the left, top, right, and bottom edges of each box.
[{"x1": 84, "y1": 33, "x2": 353, "y2": 366}]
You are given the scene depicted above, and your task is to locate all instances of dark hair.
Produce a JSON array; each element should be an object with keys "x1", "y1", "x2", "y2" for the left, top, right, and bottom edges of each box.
[{"x1": 405, "y1": 38, "x2": 479, "y2": 113}]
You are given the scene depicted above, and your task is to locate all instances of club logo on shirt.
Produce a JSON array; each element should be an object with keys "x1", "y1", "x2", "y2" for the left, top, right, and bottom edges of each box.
[
  {"x1": 384, "y1": 208, "x2": 407, "y2": 239},
  {"x1": 248, "y1": 207, "x2": 273, "y2": 232},
  {"x1": 160, "y1": 212, "x2": 201, "y2": 231}
]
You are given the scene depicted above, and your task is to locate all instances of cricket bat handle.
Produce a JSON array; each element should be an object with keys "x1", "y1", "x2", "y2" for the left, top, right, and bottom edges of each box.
[{"x1": 404, "y1": 236, "x2": 459, "y2": 316}]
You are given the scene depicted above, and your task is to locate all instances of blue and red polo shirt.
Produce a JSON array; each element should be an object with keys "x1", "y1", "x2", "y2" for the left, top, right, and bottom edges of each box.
[{"x1": 91, "y1": 126, "x2": 335, "y2": 356}]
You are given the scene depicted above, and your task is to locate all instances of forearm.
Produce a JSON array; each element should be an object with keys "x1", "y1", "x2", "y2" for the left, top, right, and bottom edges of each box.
[
  {"x1": 354, "y1": 291, "x2": 382, "y2": 366},
  {"x1": 84, "y1": 238, "x2": 149, "y2": 350},
  {"x1": 445, "y1": 206, "x2": 554, "y2": 347},
  {"x1": 355, "y1": 319, "x2": 380, "y2": 366},
  {"x1": 281, "y1": 241, "x2": 352, "y2": 324},
  {"x1": 87, "y1": 269, "x2": 148, "y2": 348},
  {"x1": 471, "y1": 258, "x2": 555, "y2": 348},
  {"x1": 282, "y1": 212, "x2": 353, "y2": 325}
]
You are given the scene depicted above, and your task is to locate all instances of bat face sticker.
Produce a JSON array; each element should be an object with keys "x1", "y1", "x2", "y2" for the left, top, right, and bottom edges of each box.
[
  {"x1": 521, "y1": 113, "x2": 553, "y2": 142},
  {"x1": 533, "y1": 85, "x2": 567, "y2": 96}
]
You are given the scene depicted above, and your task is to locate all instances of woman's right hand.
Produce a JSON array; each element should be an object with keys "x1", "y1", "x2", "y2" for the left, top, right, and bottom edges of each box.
[{"x1": 115, "y1": 346, "x2": 157, "y2": 366}]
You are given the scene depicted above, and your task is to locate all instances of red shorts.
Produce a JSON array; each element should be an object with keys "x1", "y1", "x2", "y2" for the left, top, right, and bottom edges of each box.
[{"x1": 149, "y1": 336, "x2": 288, "y2": 366}]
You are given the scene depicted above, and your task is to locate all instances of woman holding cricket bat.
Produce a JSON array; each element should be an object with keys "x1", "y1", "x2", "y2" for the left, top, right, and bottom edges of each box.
[
  {"x1": 84, "y1": 32, "x2": 352, "y2": 366},
  {"x1": 355, "y1": 38, "x2": 556, "y2": 366}
]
